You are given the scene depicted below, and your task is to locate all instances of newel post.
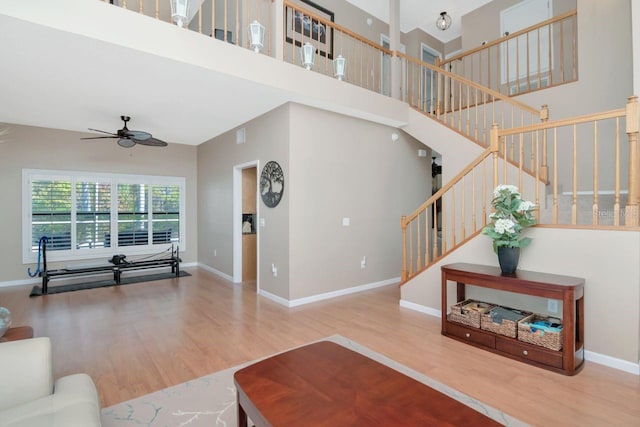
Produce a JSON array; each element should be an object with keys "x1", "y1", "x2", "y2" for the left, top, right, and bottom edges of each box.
[
  {"x1": 626, "y1": 95, "x2": 640, "y2": 226},
  {"x1": 539, "y1": 104, "x2": 549, "y2": 182},
  {"x1": 490, "y1": 123, "x2": 500, "y2": 188},
  {"x1": 401, "y1": 215, "x2": 408, "y2": 282}
]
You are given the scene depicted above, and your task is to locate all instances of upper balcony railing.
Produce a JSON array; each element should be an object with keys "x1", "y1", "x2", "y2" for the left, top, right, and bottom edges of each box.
[{"x1": 440, "y1": 10, "x2": 577, "y2": 97}]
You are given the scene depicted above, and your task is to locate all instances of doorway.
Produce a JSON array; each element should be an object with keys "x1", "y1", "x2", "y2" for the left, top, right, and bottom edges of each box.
[{"x1": 233, "y1": 161, "x2": 259, "y2": 291}]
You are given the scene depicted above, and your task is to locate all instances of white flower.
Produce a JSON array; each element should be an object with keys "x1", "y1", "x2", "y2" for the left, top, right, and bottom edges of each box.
[
  {"x1": 493, "y1": 184, "x2": 520, "y2": 198},
  {"x1": 518, "y1": 200, "x2": 536, "y2": 212},
  {"x1": 494, "y1": 218, "x2": 516, "y2": 235}
]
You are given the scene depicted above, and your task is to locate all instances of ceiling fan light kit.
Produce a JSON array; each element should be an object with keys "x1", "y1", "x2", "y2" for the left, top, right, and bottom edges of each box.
[{"x1": 81, "y1": 116, "x2": 168, "y2": 148}]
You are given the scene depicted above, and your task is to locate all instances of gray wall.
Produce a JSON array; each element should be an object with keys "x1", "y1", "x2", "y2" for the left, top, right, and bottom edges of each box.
[
  {"x1": 197, "y1": 102, "x2": 431, "y2": 301},
  {"x1": 288, "y1": 104, "x2": 431, "y2": 300},
  {"x1": 197, "y1": 104, "x2": 291, "y2": 299},
  {"x1": 0, "y1": 123, "x2": 198, "y2": 282}
]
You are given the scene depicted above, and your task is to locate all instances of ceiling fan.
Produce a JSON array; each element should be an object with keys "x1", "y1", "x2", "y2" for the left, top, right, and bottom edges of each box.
[{"x1": 81, "y1": 115, "x2": 168, "y2": 148}]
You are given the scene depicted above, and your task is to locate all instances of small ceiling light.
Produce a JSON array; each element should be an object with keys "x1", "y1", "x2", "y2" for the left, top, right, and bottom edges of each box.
[
  {"x1": 171, "y1": 0, "x2": 190, "y2": 28},
  {"x1": 333, "y1": 55, "x2": 346, "y2": 80},
  {"x1": 301, "y1": 42, "x2": 316, "y2": 70},
  {"x1": 436, "y1": 11, "x2": 451, "y2": 31},
  {"x1": 248, "y1": 20, "x2": 265, "y2": 53}
]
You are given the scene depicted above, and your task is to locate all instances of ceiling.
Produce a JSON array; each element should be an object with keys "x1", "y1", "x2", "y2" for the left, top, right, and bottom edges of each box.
[
  {"x1": 0, "y1": 1, "x2": 494, "y2": 148},
  {"x1": 344, "y1": 0, "x2": 494, "y2": 43}
]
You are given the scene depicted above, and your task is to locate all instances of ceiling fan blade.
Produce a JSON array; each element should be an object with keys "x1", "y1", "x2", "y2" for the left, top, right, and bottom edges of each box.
[
  {"x1": 87, "y1": 128, "x2": 118, "y2": 136},
  {"x1": 135, "y1": 137, "x2": 168, "y2": 147},
  {"x1": 80, "y1": 136, "x2": 118, "y2": 140},
  {"x1": 126, "y1": 130, "x2": 152, "y2": 141}
]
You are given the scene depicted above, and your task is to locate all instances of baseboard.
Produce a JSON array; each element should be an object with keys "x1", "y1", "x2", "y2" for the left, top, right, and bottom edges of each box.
[
  {"x1": 196, "y1": 263, "x2": 233, "y2": 282},
  {"x1": 259, "y1": 277, "x2": 400, "y2": 308},
  {"x1": 399, "y1": 299, "x2": 441, "y2": 318},
  {"x1": 0, "y1": 277, "x2": 40, "y2": 288},
  {"x1": 584, "y1": 351, "x2": 640, "y2": 375},
  {"x1": 400, "y1": 300, "x2": 640, "y2": 376}
]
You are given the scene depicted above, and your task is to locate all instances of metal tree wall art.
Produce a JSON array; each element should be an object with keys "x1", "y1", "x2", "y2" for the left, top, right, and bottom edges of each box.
[{"x1": 260, "y1": 161, "x2": 285, "y2": 208}]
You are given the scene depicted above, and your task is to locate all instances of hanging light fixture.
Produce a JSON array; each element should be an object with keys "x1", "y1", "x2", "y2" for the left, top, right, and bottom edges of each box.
[
  {"x1": 436, "y1": 11, "x2": 451, "y2": 31},
  {"x1": 333, "y1": 55, "x2": 346, "y2": 80},
  {"x1": 301, "y1": 42, "x2": 316, "y2": 70},
  {"x1": 248, "y1": 20, "x2": 266, "y2": 53},
  {"x1": 170, "y1": 0, "x2": 190, "y2": 28}
]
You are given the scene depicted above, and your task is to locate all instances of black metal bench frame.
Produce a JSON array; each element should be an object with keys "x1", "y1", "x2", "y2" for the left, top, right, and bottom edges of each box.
[{"x1": 38, "y1": 239, "x2": 181, "y2": 295}]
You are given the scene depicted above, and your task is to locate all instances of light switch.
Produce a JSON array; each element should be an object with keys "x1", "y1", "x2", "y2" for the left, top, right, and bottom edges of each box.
[
  {"x1": 342, "y1": 217, "x2": 350, "y2": 226},
  {"x1": 260, "y1": 218, "x2": 266, "y2": 227}
]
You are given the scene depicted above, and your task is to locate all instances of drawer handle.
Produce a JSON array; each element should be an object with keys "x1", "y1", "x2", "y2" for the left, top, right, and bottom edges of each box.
[
  {"x1": 465, "y1": 333, "x2": 471, "y2": 338},
  {"x1": 523, "y1": 350, "x2": 529, "y2": 356}
]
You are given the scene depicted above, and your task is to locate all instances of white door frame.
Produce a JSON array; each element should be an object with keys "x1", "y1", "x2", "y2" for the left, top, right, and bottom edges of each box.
[
  {"x1": 380, "y1": 34, "x2": 406, "y2": 99},
  {"x1": 421, "y1": 42, "x2": 442, "y2": 112},
  {"x1": 233, "y1": 160, "x2": 260, "y2": 292}
]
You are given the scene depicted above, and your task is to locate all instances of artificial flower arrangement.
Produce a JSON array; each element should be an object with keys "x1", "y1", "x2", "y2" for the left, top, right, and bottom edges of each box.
[{"x1": 482, "y1": 185, "x2": 537, "y2": 252}]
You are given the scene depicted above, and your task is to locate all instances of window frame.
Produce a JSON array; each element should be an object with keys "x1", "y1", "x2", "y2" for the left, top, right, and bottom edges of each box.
[{"x1": 22, "y1": 169, "x2": 186, "y2": 264}]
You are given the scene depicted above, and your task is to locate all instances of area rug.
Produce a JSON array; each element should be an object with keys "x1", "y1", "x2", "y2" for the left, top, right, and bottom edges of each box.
[
  {"x1": 29, "y1": 271, "x2": 191, "y2": 297},
  {"x1": 101, "y1": 335, "x2": 528, "y2": 427}
]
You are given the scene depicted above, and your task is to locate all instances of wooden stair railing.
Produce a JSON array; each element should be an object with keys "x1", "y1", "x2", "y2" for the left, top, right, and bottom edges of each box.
[
  {"x1": 440, "y1": 10, "x2": 578, "y2": 98},
  {"x1": 401, "y1": 96, "x2": 640, "y2": 285},
  {"x1": 396, "y1": 52, "x2": 546, "y2": 170}
]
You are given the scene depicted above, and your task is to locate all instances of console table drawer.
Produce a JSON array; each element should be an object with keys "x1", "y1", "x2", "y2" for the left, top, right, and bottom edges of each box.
[
  {"x1": 446, "y1": 321, "x2": 496, "y2": 348},
  {"x1": 496, "y1": 338, "x2": 563, "y2": 368}
]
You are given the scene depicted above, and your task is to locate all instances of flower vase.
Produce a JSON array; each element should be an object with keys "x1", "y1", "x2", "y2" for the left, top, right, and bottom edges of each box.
[{"x1": 497, "y1": 247, "x2": 520, "y2": 274}]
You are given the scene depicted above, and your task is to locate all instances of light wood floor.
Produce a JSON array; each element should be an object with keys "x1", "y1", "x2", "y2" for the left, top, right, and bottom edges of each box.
[{"x1": 1, "y1": 268, "x2": 638, "y2": 426}]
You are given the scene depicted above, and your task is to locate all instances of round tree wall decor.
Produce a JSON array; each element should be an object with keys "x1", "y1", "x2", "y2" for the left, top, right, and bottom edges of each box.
[{"x1": 260, "y1": 161, "x2": 284, "y2": 208}]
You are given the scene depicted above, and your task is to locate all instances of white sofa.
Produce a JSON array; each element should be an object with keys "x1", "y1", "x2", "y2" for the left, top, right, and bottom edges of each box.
[{"x1": 0, "y1": 337, "x2": 102, "y2": 427}]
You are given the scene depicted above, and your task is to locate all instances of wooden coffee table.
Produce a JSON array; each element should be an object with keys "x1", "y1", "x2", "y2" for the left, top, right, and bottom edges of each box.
[{"x1": 234, "y1": 341, "x2": 501, "y2": 426}]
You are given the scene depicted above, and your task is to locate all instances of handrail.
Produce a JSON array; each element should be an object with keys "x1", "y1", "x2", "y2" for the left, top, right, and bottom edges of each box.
[
  {"x1": 405, "y1": 147, "x2": 493, "y2": 224},
  {"x1": 283, "y1": 1, "x2": 392, "y2": 55},
  {"x1": 397, "y1": 52, "x2": 540, "y2": 116},
  {"x1": 499, "y1": 108, "x2": 626, "y2": 136},
  {"x1": 440, "y1": 10, "x2": 578, "y2": 98},
  {"x1": 282, "y1": 1, "x2": 391, "y2": 92},
  {"x1": 441, "y1": 10, "x2": 577, "y2": 67}
]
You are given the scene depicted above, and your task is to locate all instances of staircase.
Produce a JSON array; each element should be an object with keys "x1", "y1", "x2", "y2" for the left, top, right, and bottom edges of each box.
[{"x1": 398, "y1": 54, "x2": 640, "y2": 285}]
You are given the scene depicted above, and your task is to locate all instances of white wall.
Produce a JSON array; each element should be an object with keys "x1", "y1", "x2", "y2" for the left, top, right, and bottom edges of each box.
[{"x1": 401, "y1": 227, "x2": 640, "y2": 366}]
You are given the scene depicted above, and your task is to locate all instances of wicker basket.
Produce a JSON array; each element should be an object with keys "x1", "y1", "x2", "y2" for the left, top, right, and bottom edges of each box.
[
  {"x1": 481, "y1": 306, "x2": 533, "y2": 338},
  {"x1": 449, "y1": 299, "x2": 494, "y2": 328},
  {"x1": 518, "y1": 314, "x2": 563, "y2": 351}
]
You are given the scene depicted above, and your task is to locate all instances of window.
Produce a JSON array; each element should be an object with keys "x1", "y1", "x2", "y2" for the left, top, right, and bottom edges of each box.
[{"x1": 23, "y1": 170, "x2": 185, "y2": 263}]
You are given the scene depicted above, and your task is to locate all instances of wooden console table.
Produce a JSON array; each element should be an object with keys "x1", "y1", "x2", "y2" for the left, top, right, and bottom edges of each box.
[{"x1": 441, "y1": 263, "x2": 584, "y2": 375}]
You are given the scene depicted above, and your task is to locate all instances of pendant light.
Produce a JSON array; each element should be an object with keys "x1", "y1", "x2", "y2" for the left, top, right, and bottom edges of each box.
[{"x1": 436, "y1": 11, "x2": 451, "y2": 31}]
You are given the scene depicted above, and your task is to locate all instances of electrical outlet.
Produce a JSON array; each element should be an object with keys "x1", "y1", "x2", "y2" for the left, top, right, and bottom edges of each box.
[
  {"x1": 360, "y1": 256, "x2": 366, "y2": 269},
  {"x1": 547, "y1": 299, "x2": 558, "y2": 313},
  {"x1": 214, "y1": 249, "x2": 217, "y2": 257}
]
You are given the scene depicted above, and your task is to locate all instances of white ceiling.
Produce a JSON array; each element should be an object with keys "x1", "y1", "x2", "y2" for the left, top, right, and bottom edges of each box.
[
  {"x1": 345, "y1": 0, "x2": 494, "y2": 43},
  {"x1": 0, "y1": 1, "x2": 495, "y2": 148}
]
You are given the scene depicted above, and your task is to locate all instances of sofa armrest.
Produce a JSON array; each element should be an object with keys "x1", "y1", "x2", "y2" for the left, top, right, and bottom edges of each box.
[
  {"x1": 0, "y1": 337, "x2": 54, "y2": 411},
  {"x1": 0, "y1": 374, "x2": 102, "y2": 427}
]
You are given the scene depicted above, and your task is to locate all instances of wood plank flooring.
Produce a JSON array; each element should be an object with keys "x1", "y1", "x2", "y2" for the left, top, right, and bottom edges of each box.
[{"x1": 1, "y1": 268, "x2": 638, "y2": 426}]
